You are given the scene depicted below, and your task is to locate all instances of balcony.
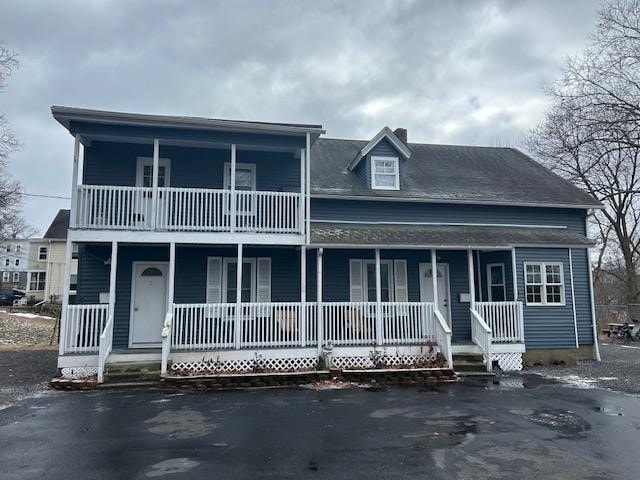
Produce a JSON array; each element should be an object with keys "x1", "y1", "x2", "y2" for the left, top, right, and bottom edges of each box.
[{"x1": 74, "y1": 185, "x2": 303, "y2": 234}]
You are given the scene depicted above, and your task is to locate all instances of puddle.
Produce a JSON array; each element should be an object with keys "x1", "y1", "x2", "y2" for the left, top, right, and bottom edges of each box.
[
  {"x1": 146, "y1": 458, "x2": 199, "y2": 477},
  {"x1": 524, "y1": 409, "x2": 591, "y2": 436},
  {"x1": 145, "y1": 408, "x2": 216, "y2": 439}
]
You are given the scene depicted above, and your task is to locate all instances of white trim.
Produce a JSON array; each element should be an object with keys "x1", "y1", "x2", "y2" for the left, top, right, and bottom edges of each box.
[
  {"x1": 310, "y1": 193, "x2": 602, "y2": 210},
  {"x1": 2, "y1": 272, "x2": 9, "y2": 282},
  {"x1": 316, "y1": 248, "x2": 323, "y2": 354},
  {"x1": 361, "y1": 259, "x2": 393, "y2": 301},
  {"x1": 135, "y1": 156, "x2": 171, "y2": 187},
  {"x1": 222, "y1": 256, "x2": 257, "y2": 303},
  {"x1": 38, "y1": 246, "x2": 48, "y2": 261},
  {"x1": 348, "y1": 126, "x2": 412, "y2": 170},
  {"x1": 568, "y1": 248, "x2": 579, "y2": 348},
  {"x1": 223, "y1": 161, "x2": 256, "y2": 191},
  {"x1": 370, "y1": 156, "x2": 400, "y2": 191},
  {"x1": 108, "y1": 242, "x2": 118, "y2": 323},
  {"x1": 486, "y1": 263, "x2": 506, "y2": 302},
  {"x1": 27, "y1": 271, "x2": 47, "y2": 292},
  {"x1": 59, "y1": 240, "x2": 73, "y2": 355},
  {"x1": 523, "y1": 261, "x2": 566, "y2": 306},
  {"x1": 128, "y1": 261, "x2": 170, "y2": 348},
  {"x1": 467, "y1": 250, "x2": 475, "y2": 310},
  {"x1": 70, "y1": 135, "x2": 80, "y2": 228},
  {"x1": 311, "y1": 219, "x2": 569, "y2": 229},
  {"x1": 12, "y1": 271, "x2": 20, "y2": 283},
  {"x1": 511, "y1": 248, "x2": 518, "y2": 301},
  {"x1": 305, "y1": 132, "x2": 311, "y2": 244},
  {"x1": 419, "y1": 262, "x2": 452, "y2": 326},
  {"x1": 309, "y1": 242, "x2": 592, "y2": 250}
]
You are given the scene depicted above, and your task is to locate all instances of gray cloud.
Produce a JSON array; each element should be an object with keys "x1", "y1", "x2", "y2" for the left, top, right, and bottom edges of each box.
[{"x1": 0, "y1": 0, "x2": 599, "y2": 233}]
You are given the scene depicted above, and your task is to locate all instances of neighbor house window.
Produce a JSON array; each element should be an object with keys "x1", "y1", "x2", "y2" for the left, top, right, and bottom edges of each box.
[
  {"x1": 38, "y1": 246, "x2": 48, "y2": 260},
  {"x1": 14, "y1": 259, "x2": 19, "y2": 267},
  {"x1": 12, "y1": 272, "x2": 19, "y2": 283},
  {"x1": 371, "y1": 156, "x2": 400, "y2": 190},
  {"x1": 4, "y1": 258, "x2": 9, "y2": 267},
  {"x1": 29, "y1": 272, "x2": 46, "y2": 291},
  {"x1": 487, "y1": 263, "x2": 506, "y2": 301},
  {"x1": 16, "y1": 245, "x2": 21, "y2": 254},
  {"x1": 5, "y1": 245, "x2": 10, "y2": 253},
  {"x1": 2, "y1": 272, "x2": 8, "y2": 282},
  {"x1": 525, "y1": 262, "x2": 564, "y2": 305}
]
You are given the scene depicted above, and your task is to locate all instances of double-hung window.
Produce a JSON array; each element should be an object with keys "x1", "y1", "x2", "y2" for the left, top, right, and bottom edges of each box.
[
  {"x1": 224, "y1": 163, "x2": 256, "y2": 214},
  {"x1": 12, "y1": 272, "x2": 19, "y2": 283},
  {"x1": 524, "y1": 262, "x2": 564, "y2": 305},
  {"x1": 38, "y1": 246, "x2": 48, "y2": 261},
  {"x1": 29, "y1": 272, "x2": 46, "y2": 291},
  {"x1": 371, "y1": 156, "x2": 399, "y2": 190}
]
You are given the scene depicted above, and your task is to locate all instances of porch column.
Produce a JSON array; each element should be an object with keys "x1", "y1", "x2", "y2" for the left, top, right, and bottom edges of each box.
[
  {"x1": 168, "y1": 243, "x2": 176, "y2": 312},
  {"x1": 511, "y1": 248, "x2": 518, "y2": 301},
  {"x1": 234, "y1": 243, "x2": 243, "y2": 349},
  {"x1": 430, "y1": 249, "x2": 438, "y2": 309},
  {"x1": 300, "y1": 246, "x2": 306, "y2": 347},
  {"x1": 375, "y1": 248, "x2": 383, "y2": 345},
  {"x1": 58, "y1": 239, "x2": 74, "y2": 355},
  {"x1": 316, "y1": 248, "x2": 323, "y2": 354},
  {"x1": 467, "y1": 249, "x2": 475, "y2": 311},
  {"x1": 299, "y1": 148, "x2": 305, "y2": 236},
  {"x1": 230, "y1": 144, "x2": 237, "y2": 232},
  {"x1": 108, "y1": 241, "x2": 118, "y2": 321},
  {"x1": 151, "y1": 139, "x2": 159, "y2": 230},
  {"x1": 305, "y1": 132, "x2": 311, "y2": 243},
  {"x1": 69, "y1": 135, "x2": 81, "y2": 228}
]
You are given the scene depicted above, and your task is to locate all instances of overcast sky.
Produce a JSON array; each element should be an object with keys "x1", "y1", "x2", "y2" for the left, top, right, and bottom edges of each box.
[{"x1": 1, "y1": 0, "x2": 600, "y2": 235}]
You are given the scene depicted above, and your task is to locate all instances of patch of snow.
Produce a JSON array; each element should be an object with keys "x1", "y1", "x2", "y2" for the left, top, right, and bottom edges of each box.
[
  {"x1": 541, "y1": 374, "x2": 599, "y2": 389},
  {"x1": 597, "y1": 377, "x2": 618, "y2": 381},
  {"x1": 1, "y1": 311, "x2": 55, "y2": 320}
]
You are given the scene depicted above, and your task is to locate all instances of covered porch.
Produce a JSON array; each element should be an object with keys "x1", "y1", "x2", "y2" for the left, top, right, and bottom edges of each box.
[{"x1": 58, "y1": 238, "x2": 527, "y2": 381}]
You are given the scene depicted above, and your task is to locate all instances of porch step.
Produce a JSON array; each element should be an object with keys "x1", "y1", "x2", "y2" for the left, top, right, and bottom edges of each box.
[
  {"x1": 103, "y1": 362, "x2": 162, "y2": 385},
  {"x1": 452, "y1": 353, "x2": 490, "y2": 375}
]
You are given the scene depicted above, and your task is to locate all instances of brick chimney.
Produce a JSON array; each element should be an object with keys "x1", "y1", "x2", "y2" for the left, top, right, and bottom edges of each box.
[{"x1": 393, "y1": 127, "x2": 408, "y2": 144}]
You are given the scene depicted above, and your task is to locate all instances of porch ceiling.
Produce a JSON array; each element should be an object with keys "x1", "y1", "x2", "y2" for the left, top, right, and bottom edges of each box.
[{"x1": 309, "y1": 222, "x2": 594, "y2": 248}]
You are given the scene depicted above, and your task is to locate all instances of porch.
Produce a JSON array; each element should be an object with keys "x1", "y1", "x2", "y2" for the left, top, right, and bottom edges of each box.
[{"x1": 58, "y1": 243, "x2": 525, "y2": 382}]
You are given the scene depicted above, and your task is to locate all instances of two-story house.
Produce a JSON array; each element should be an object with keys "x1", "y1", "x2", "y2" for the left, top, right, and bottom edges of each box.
[
  {"x1": 0, "y1": 238, "x2": 30, "y2": 292},
  {"x1": 51, "y1": 107, "x2": 601, "y2": 383}
]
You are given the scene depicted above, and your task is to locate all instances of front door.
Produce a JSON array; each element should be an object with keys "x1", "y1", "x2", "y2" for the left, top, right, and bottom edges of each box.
[
  {"x1": 419, "y1": 263, "x2": 451, "y2": 325},
  {"x1": 135, "y1": 157, "x2": 171, "y2": 227},
  {"x1": 130, "y1": 262, "x2": 168, "y2": 348}
]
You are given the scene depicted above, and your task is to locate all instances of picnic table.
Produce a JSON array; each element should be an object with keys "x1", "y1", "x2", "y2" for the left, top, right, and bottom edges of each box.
[{"x1": 604, "y1": 322, "x2": 626, "y2": 337}]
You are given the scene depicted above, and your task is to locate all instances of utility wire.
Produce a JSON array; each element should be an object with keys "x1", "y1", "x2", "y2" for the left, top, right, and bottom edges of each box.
[{"x1": 20, "y1": 193, "x2": 71, "y2": 200}]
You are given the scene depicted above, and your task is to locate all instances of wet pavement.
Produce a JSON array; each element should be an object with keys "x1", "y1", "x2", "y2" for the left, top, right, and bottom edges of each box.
[
  {"x1": 1, "y1": 376, "x2": 639, "y2": 479},
  {"x1": 0, "y1": 349, "x2": 57, "y2": 409}
]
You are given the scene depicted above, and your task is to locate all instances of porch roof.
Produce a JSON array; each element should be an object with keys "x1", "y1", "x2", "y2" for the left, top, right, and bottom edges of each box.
[{"x1": 309, "y1": 222, "x2": 595, "y2": 248}]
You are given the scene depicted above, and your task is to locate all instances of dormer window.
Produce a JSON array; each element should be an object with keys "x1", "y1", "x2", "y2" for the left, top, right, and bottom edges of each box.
[{"x1": 371, "y1": 156, "x2": 399, "y2": 190}]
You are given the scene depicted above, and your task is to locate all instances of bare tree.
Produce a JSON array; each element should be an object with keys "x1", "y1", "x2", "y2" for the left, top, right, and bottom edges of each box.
[
  {"x1": 0, "y1": 42, "x2": 28, "y2": 242},
  {"x1": 526, "y1": 0, "x2": 640, "y2": 304}
]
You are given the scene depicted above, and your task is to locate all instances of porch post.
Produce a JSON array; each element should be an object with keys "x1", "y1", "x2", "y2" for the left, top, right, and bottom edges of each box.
[
  {"x1": 476, "y1": 250, "x2": 482, "y2": 301},
  {"x1": 316, "y1": 248, "x2": 323, "y2": 354},
  {"x1": 234, "y1": 243, "x2": 243, "y2": 349},
  {"x1": 58, "y1": 239, "x2": 74, "y2": 355},
  {"x1": 305, "y1": 132, "x2": 311, "y2": 244},
  {"x1": 467, "y1": 249, "x2": 475, "y2": 311},
  {"x1": 511, "y1": 248, "x2": 518, "y2": 301},
  {"x1": 299, "y1": 148, "x2": 305, "y2": 236},
  {"x1": 375, "y1": 248, "x2": 383, "y2": 345},
  {"x1": 168, "y1": 243, "x2": 175, "y2": 312},
  {"x1": 151, "y1": 139, "x2": 159, "y2": 230},
  {"x1": 69, "y1": 134, "x2": 81, "y2": 228},
  {"x1": 300, "y1": 245, "x2": 306, "y2": 347},
  {"x1": 430, "y1": 249, "x2": 438, "y2": 309},
  {"x1": 230, "y1": 144, "x2": 237, "y2": 232},
  {"x1": 108, "y1": 241, "x2": 118, "y2": 321}
]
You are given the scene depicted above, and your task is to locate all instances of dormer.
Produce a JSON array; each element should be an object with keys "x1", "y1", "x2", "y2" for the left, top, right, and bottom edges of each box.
[{"x1": 348, "y1": 127, "x2": 412, "y2": 191}]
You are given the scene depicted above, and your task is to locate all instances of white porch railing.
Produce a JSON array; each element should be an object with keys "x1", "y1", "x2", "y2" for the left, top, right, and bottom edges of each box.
[
  {"x1": 470, "y1": 307, "x2": 492, "y2": 373},
  {"x1": 75, "y1": 185, "x2": 302, "y2": 234},
  {"x1": 160, "y1": 311, "x2": 173, "y2": 375},
  {"x1": 475, "y1": 301, "x2": 524, "y2": 343},
  {"x1": 381, "y1": 302, "x2": 435, "y2": 345},
  {"x1": 433, "y1": 309, "x2": 453, "y2": 368},
  {"x1": 322, "y1": 302, "x2": 377, "y2": 346},
  {"x1": 62, "y1": 304, "x2": 109, "y2": 354},
  {"x1": 171, "y1": 302, "x2": 317, "y2": 350},
  {"x1": 76, "y1": 185, "x2": 153, "y2": 230},
  {"x1": 97, "y1": 314, "x2": 114, "y2": 383}
]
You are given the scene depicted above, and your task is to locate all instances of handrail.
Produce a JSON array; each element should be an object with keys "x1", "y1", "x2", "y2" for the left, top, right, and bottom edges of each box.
[
  {"x1": 470, "y1": 308, "x2": 492, "y2": 373},
  {"x1": 97, "y1": 314, "x2": 114, "y2": 383},
  {"x1": 433, "y1": 309, "x2": 453, "y2": 368},
  {"x1": 160, "y1": 310, "x2": 173, "y2": 375},
  {"x1": 475, "y1": 301, "x2": 524, "y2": 343}
]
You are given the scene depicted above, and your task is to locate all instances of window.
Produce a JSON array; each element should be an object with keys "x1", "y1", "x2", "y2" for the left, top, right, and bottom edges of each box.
[
  {"x1": 16, "y1": 245, "x2": 21, "y2": 254},
  {"x1": 12, "y1": 272, "x2": 19, "y2": 283},
  {"x1": 29, "y1": 272, "x2": 46, "y2": 291},
  {"x1": 5, "y1": 245, "x2": 10, "y2": 253},
  {"x1": 207, "y1": 257, "x2": 271, "y2": 304},
  {"x1": 70, "y1": 274, "x2": 78, "y2": 293},
  {"x1": 225, "y1": 260, "x2": 255, "y2": 303},
  {"x1": 371, "y1": 156, "x2": 400, "y2": 190},
  {"x1": 525, "y1": 262, "x2": 564, "y2": 305},
  {"x1": 14, "y1": 259, "x2": 19, "y2": 267},
  {"x1": 487, "y1": 263, "x2": 506, "y2": 302},
  {"x1": 224, "y1": 163, "x2": 256, "y2": 191},
  {"x1": 2, "y1": 272, "x2": 8, "y2": 283},
  {"x1": 349, "y1": 259, "x2": 408, "y2": 302},
  {"x1": 4, "y1": 258, "x2": 9, "y2": 267},
  {"x1": 136, "y1": 157, "x2": 171, "y2": 188},
  {"x1": 38, "y1": 246, "x2": 48, "y2": 260},
  {"x1": 365, "y1": 261, "x2": 392, "y2": 301}
]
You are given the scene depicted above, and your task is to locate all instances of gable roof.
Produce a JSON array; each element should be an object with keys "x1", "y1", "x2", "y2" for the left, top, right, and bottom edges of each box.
[
  {"x1": 43, "y1": 209, "x2": 70, "y2": 239},
  {"x1": 348, "y1": 127, "x2": 412, "y2": 171},
  {"x1": 311, "y1": 139, "x2": 601, "y2": 209}
]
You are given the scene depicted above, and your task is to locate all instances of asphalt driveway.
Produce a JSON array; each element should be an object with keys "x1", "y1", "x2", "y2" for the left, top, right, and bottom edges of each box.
[{"x1": 1, "y1": 378, "x2": 638, "y2": 480}]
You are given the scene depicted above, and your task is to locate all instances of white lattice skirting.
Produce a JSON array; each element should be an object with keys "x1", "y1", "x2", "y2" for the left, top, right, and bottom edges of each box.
[
  {"x1": 170, "y1": 356, "x2": 318, "y2": 375},
  {"x1": 60, "y1": 367, "x2": 98, "y2": 379},
  {"x1": 491, "y1": 352, "x2": 523, "y2": 371},
  {"x1": 331, "y1": 353, "x2": 439, "y2": 370}
]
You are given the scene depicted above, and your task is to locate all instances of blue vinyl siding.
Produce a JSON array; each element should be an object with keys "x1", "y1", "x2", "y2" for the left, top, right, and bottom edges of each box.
[
  {"x1": 515, "y1": 247, "x2": 577, "y2": 349},
  {"x1": 571, "y1": 248, "x2": 595, "y2": 345},
  {"x1": 311, "y1": 199, "x2": 587, "y2": 234},
  {"x1": 83, "y1": 141, "x2": 301, "y2": 192},
  {"x1": 478, "y1": 251, "x2": 514, "y2": 302}
]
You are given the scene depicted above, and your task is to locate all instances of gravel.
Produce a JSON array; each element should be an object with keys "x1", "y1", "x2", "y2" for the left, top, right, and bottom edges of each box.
[
  {"x1": 529, "y1": 342, "x2": 640, "y2": 394},
  {"x1": 0, "y1": 349, "x2": 58, "y2": 409},
  {"x1": 0, "y1": 310, "x2": 58, "y2": 346}
]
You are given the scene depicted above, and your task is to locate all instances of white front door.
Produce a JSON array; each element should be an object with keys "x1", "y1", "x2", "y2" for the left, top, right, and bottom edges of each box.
[
  {"x1": 130, "y1": 262, "x2": 168, "y2": 348},
  {"x1": 419, "y1": 263, "x2": 451, "y2": 325},
  {"x1": 135, "y1": 157, "x2": 171, "y2": 227}
]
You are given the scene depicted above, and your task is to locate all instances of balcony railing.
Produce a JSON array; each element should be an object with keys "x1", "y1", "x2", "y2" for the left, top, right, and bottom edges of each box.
[
  {"x1": 475, "y1": 301, "x2": 524, "y2": 343},
  {"x1": 61, "y1": 304, "x2": 109, "y2": 354},
  {"x1": 75, "y1": 185, "x2": 303, "y2": 234}
]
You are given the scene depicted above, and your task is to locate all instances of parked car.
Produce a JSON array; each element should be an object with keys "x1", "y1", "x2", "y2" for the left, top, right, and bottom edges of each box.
[{"x1": 0, "y1": 289, "x2": 25, "y2": 306}]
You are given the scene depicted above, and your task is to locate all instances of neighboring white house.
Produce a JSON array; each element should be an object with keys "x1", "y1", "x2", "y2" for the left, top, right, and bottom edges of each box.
[{"x1": 25, "y1": 210, "x2": 76, "y2": 303}]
